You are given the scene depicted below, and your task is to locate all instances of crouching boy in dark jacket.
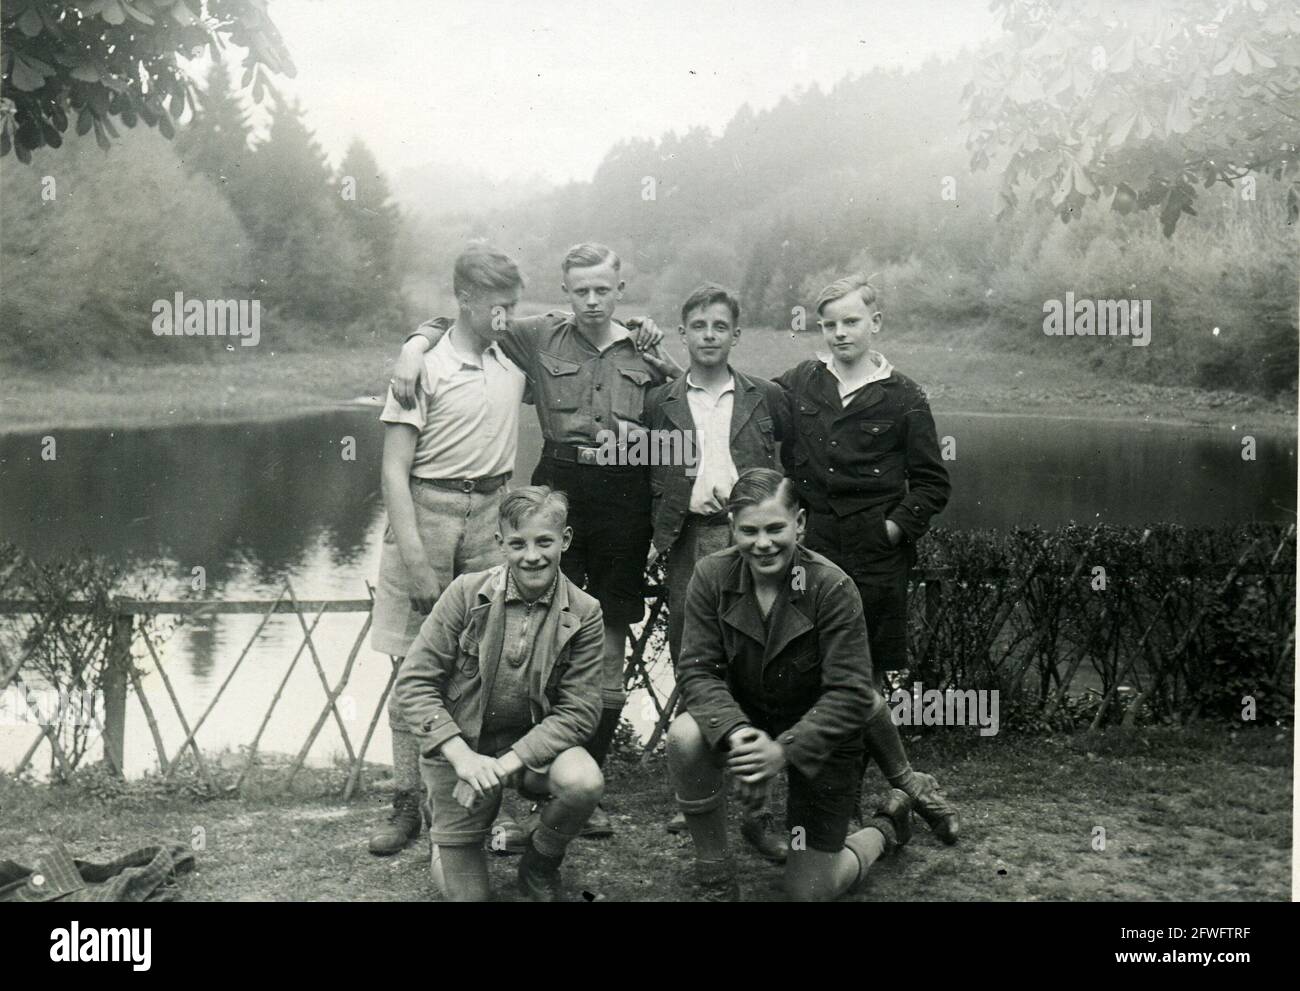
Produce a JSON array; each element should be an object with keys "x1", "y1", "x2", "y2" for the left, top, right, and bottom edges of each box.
[
  {"x1": 396, "y1": 486, "x2": 606, "y2": 901},
  {"x1": 668, "y1": 468, "x2": 913, "y2": 901}
]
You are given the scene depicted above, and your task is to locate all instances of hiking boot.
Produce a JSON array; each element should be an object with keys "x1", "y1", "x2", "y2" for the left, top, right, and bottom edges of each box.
[
  {"x1": 871, "y1": 788, "x2": 914, "y2": 853},
  {"x1": 488, "y1": 808, "x2": 537, "y2": 855},
  {"x1": 666, "y1": 811, "x2": 688, "y2": 834},
  {"x1": 517, "y1": 839, "x2": 566, "y2": 902},
  {"x1": 740, "y1": 809, "x2": 789, "y2": 863},
  {"x1": 691, "y1": 858, "x2": 740, "y2": 902},
  {"x1": 579, "y1": 804, "x2": 614, "y2": 838},
  {"x1": 909, "y1": 771, "x2": 960, "y2": 845},
  {"x1": 368, "y1": 788, "x2": 423, "y2": 856}
]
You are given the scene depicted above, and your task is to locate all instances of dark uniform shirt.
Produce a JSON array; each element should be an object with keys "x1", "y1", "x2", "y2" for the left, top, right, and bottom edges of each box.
[{"x1": 419, "y1": 313, "x2": 669, "y2": 446}]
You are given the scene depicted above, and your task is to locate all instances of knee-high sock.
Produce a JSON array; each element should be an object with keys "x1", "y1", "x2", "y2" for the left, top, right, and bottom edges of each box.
[
  {"x1": 677, "y1": 787, "x2": 728, "y2": 861},
  {"x1": 531, "y1": 819, "x2": 578, "y2": 859},
  {"x1": 391, "y1": 726, "x2": 422, "y2": 793},
  {"x1": 844, "y1": 826, "x2": 887, "y2": 890},
  {"x1": 586, "y1": 706, "x2": 623, "y2": 768},
  {"x1": 863, "y1": 704, "x2": 916, "y2": 792}
]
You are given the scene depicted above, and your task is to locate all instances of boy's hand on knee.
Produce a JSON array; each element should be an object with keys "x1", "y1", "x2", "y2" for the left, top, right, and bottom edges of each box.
[
  {"x1": 727, "y1": 728, "x2": 786, "y2": 783},
  {"x1": 447, "y1": 750, "x2": 504, "y2": 807},
  {"x1": 452, "y1": 779, "x2": 480, "y2": 810}
]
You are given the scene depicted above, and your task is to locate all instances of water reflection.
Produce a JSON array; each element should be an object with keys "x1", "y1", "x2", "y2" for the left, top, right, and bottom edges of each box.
[{"x1": 0, "y1": 408, "x2": 1293, "y2": 776}]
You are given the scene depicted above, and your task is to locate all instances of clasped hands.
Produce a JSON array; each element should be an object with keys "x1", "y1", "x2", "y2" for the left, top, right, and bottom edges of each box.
[
  {"x1": 725, "y1": 726, "x2": 786, "y2": 811},
  {"x1": 443, "y1": 739, "x2": 524, "y2": 810}
]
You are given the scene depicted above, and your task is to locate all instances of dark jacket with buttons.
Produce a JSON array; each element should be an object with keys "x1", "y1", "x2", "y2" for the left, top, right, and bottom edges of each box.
[
  {"x1": 676, "y1": 544, "x2": 885, "y2": 779},
  {"x1": 774, "y1": 360, "x2": 950, "y2": 542},
  {"x1": 643, "y1": 367, "x2": 793, "y2": 555},
  {"x1": 395, "y1": 565, "x2": 605, "y2": 772}
]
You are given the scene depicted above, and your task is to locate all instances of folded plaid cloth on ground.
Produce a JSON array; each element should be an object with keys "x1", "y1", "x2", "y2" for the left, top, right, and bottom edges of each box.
[{"x1": 0, "y1": 842, "x2": 195, "y2": 902}]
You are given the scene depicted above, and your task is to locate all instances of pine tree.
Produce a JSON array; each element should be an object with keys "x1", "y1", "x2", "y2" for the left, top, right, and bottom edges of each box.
[
  {"x1": 243, "y1": 94, "x2": 365, "y2": 325},
  {"x1": 336, "y1": 138, "x2": 403, "y2": 308},
  {"x1": 175, "y1": 62, "x2": 255, "y2": 228}
]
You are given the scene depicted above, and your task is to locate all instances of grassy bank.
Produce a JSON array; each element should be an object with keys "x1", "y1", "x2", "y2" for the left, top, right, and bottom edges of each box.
[
  {"x1": 1, "y1": 727, "x2": 1290, "y2": 901},
  {"x1": 2, "y1": 331, "x2": 1295, "y2": 436}
]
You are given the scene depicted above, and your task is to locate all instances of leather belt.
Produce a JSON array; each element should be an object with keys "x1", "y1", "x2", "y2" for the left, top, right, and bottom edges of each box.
[
  {"x1": 412, "y1": 472, "x2": 510, "y2": 494},
  {"x1": 542, "y1": 441, "x2": 604, "y2": 466}
]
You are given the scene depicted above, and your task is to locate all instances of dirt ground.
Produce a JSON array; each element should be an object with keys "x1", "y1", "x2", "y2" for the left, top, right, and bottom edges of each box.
[{"x1": 1, "y1": 726, "x2": 1291, "y2": 902}]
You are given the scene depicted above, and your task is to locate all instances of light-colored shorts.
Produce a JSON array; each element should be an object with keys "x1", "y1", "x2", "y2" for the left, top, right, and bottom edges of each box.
[{"x1": 371, "y1": 480, "x2": 505, "y2": 658}]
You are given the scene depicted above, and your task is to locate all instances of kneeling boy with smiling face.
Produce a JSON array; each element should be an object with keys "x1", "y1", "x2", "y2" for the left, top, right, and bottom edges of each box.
[
  {"x1": 395, "y1": 487, "x2": 606, "y2": 901},
  {"x1": 668, "y1": 468, "x2": 912, "y2": 901}
]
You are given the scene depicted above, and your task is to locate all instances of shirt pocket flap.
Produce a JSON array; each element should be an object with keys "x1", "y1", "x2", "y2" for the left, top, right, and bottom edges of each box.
[
  {"x1": 789, "y1": 646, "x2": 820, "y2": 672},
  {"x1": 861, "y1": 420, "x2": 894, "y2": 438},
  {"x1": 616, "y1": 366, "x2": 651, "y2": 387},
  {"x1": 539, "y1": 351, "x2": 581, "y2": 377}
]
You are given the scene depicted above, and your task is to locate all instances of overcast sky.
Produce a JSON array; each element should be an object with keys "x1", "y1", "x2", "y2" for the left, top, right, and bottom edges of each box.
[{"x1": 252, "y1": 0, "x2": 1002, "y2": 183}]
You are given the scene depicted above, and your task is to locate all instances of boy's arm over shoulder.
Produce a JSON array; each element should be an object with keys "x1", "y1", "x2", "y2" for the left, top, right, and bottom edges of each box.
[
  {"x1": 780, "y1": 572, "x2": 874, "y2": 778},
  {"x1": 509, "y1": 593, "x2": 604, "y2": 772},
  {"x1": 395, "y1": 575, "x2": 473, "y2": 758},
  {"x1": 494, "y1": 312, "x2": 555, "y2": 372},
  {"x1": 770, "y1": 358, "x2": 817, "y2": 396},
  {"x1": 889, "y1": 373, "x2": 951, "y2": 542},
  {"x1": 757, "y1": 376, "x2": 794, "y2": 442}
]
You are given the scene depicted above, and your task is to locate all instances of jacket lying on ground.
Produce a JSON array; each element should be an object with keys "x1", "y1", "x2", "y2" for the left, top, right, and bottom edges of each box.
[
  {"x1": 643, "y1": 366, "x2": 793, "y2": 555},
  {"x1": 775, "y1": 359, "x2": 950, "y2": 540},
  {"x1": 0, "y1": 842, "x2": 195, "y2": 902},
  {"x1": 675, "y1": 544, "x2": 880, "y2": 779},
  {"x1": 395, "y1": 564, "x2": 605, "y2": 771}
]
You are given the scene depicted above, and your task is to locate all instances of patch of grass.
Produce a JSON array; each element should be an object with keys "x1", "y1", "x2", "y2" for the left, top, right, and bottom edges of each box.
[
  {"x1": 0, "y1": 727, "x2": 1289, "y2": 901},
  {"x1": 2, "y1": 330, "x2": 1293, "y2": 436}
]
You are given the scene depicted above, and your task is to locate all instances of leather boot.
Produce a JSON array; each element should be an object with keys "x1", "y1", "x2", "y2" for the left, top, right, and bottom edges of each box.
[{"x1": 368, "y1": 788, "x2": 423, "y2": 856}]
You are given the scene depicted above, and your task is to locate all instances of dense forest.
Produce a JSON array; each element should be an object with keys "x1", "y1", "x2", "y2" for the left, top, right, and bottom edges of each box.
[
  {"x1": 411, "y1": 51, "x2": 1296, "y2": 399},
  {"x1": 1, "y1": 61, "x2": 406, "y2": 367},
  {"x1": 3, "y1": 47, "x2": 1295, "y2": 398}
]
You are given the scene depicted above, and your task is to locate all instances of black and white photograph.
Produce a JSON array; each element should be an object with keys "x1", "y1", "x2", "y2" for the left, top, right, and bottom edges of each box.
[{"x1": 0, "y1": 0, "x2": 1296, "y2": 947}]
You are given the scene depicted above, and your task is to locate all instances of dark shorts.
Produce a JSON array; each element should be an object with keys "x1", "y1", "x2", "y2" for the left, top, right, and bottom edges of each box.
[
  {"x1": 531, "y1": 456, "x2": 652, "y2": 628},
  {"x1": 804, "y1": 508, "x2": 912, "y2": 671},
  {"x1": 782, "y1": 737, "x2": 867, "y2": 854}
]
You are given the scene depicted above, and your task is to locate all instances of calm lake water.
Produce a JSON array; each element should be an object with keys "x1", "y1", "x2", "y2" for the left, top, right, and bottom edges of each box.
[{"x1": 1, "y1": 408, "x2": 1294, "y2": 777}]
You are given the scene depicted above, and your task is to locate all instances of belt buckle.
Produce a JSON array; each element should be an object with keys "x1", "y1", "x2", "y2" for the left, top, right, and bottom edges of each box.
[
  {"x1": 460, "y1": 478, "x2": 476, "y2": 493},
  {"x1": 577, "y1": 447, "x2": 597, "y2": 465}
]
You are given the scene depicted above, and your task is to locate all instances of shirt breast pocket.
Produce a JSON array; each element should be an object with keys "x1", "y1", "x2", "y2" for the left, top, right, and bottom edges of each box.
[
  {"x1": 457, "y1": 628, "x2": 481, "y2": 681},
  {"x1": 861, "y1": 420, "x2": 896, "y2": 450},
  {"x1": 790, "y1": 402, "x2": 822, "y2": 464},
  {"x1": 612, "y1": 366, "x2": 651, "y2": 424},
  {"x1": 539, "y1": 350, "x2": 583, "y2": 411}
]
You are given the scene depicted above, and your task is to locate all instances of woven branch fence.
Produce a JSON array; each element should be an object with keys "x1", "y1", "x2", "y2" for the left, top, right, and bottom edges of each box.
[{"x1": 1, "y1": 522, "x2": 1293, "y2": 792}]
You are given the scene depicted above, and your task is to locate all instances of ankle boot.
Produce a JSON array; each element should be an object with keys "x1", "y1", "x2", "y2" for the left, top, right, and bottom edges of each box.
[{"x1": 368, "y1": 788, "x2": 423, "y2": 856}]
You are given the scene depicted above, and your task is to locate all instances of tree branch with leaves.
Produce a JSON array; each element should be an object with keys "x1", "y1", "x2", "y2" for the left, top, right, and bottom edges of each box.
[
  {"x1": 1, "y1": 0, "x2": 293, "y2": 163},
  {"x1": 963, "y1": 0, "x2": 1300, "y2": 235}
]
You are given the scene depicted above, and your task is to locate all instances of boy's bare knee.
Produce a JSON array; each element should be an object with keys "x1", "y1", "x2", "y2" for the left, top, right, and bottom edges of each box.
[
  {"x1": 550, "y1": 748, "x2": 604, "y2": 807},
  {"x1": 666, "y1": 712, "x2": 706, "y2": 762}
]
